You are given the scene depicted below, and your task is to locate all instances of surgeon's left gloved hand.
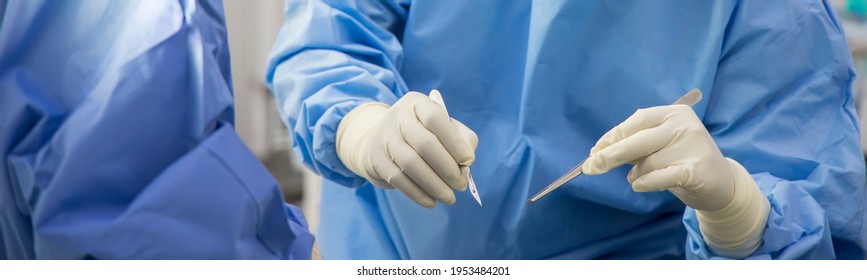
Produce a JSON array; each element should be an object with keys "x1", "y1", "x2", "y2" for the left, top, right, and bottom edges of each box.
[
  {"x1": 335, "y1": 90, "x2": 478, "y2": 208},
  {"x1": 582, "y1": 104, "x2": 770, "y2": 259}
]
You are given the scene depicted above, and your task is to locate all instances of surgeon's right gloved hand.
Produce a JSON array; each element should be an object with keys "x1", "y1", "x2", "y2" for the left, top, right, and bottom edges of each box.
[
  {"x1": 336, "y1": 90, "x2": 479, "y2": 208},
  {"x1": 582, "y1": 104, "x2": 770, "y2": 258}
]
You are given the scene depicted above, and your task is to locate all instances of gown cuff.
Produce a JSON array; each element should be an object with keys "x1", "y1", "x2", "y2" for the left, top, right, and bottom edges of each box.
[{"x1": 696, "y1": 158, "x2": 770, "y2": 258}]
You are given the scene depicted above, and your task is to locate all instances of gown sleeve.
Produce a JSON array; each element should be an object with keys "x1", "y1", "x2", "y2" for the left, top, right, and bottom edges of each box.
[
  {"x1": 265, "y1": 0, "x2": 411, "y2": 187},
  {"x1": 684, "y1": 0, "x2": 867, "y2": 259}
]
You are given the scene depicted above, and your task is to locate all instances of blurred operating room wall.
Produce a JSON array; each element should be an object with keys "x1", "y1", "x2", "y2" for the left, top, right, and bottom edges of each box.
[{"x1": 223, "y1": 0, "x2": 322, "y2": 233}]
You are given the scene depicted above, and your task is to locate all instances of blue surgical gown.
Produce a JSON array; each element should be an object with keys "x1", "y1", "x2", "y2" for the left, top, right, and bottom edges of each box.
[
  {"x1": 266, "y1": 0, "x2": 867, "y2": 259},
  {"x1": 0, "y1": 0, "x2": 313, "y2": 259}
]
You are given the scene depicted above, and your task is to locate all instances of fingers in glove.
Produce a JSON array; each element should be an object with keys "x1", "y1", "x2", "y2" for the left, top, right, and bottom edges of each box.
[
  {"x1": 630, "y1": 164, "x2": 692, "y2": 192},
  {"x1": 400, "y1": 114, "x2": 467, "y2": 191},
  {"x1": 626, "y1": 146, "x2": 683, "y2": 183},
  {"x1": 413, "y1": 92, "x2": 476, "y2": 165},
  {"x1": 386, "y1": 132, "x2": 457, "y2": 205},
  {"x1": 372, "y1": 149, "x2": 436, "y2": 208},
  {"x1": 584, "y1": 120, "x2": 675, "y2": 175},
  {"x1": 589, "y1": 106, "x2": 675, "y2": 154},
  {"x1": 368, "y1": 178, "x2": 394, "y2": 189},
  {"x1": 452, "y1": 119, "x2": 479, "y2": 152}
]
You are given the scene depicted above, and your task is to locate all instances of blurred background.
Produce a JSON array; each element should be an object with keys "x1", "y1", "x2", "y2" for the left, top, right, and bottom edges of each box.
[
  {"x1": 223, "y1": 0, "x2": 321, "y2": 234},
  {"x1": 832, "y1": 0, "x2": 867, "y2": 157},
  {"x1": 222, "y1": 0, "x2": 867, "y2": 237}
]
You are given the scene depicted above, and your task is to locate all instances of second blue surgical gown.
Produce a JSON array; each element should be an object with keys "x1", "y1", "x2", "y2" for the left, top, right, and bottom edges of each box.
[
  {"x1": 267, "y1": 0, "x2": 867, "y2": 259},
  {"x1": 0, "y1": 0, "x2": 313, "y2": 259}
]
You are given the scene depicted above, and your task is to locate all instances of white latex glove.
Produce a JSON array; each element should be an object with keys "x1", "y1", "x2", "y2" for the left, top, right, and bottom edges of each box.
[
  {"x1": 336, "y1": 90, "x2": 478, "y2": 208},
  {"x1": 582, "y1": 104, "x2": 770, "y2": 258}
]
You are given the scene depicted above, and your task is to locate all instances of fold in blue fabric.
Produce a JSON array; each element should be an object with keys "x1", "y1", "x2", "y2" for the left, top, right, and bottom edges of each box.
[{"x1": 0, "y1": 0, "x2": 313, "y2": 259}]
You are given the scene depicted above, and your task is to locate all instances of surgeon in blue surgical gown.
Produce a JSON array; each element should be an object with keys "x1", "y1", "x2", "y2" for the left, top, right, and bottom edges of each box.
[
  {"x1": 266, "y1": 0, "x2": 867, "y2": 259},
  {"x1": 0, "y1": 0, "x2": 313, "y2": 259}
]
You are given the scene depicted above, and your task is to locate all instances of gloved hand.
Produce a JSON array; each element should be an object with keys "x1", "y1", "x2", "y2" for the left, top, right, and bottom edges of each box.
[
  {"x1": 582, "y1": 104, "x2": 770, "y2": 258},
  {"x1": 336, "y1": 90, "x2": 478, "y2": 208}
]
